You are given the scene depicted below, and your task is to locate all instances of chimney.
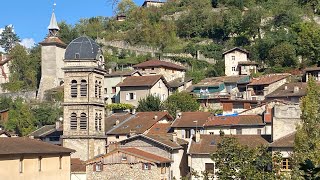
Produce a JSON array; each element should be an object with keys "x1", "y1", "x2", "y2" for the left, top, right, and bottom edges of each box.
[
  {"x1": 195, "y1": 130, "x2": 200, "y2": 143},
  {"x1": 264, "y1": 105, "x2": 272, "y2": 123},
  {"x1": 131, "y1": 108, "x2": 136, "y2": 115},
  {"x1": 154, "y1": 114, "x2": 158, "y2": 120},
  {"x1": 115, "y1": 119, "x2": 120, "y2": 125},
  {"x1": 172, "y1": 132, "x2": 177, "y2": 142},
  {"x1": 284, "y1": 85, "x2": 287, "y2": 90},
  {"x1": 176, "y1": 110, "x2": 182, "y2": 119},
  {"x1": 55, "y1": 120, "x2": 61, "y2": 130},
  {"x1": 293, "y1": 86, "x2": 299, "y2": 93},
  {"x1": 108, "y1": 68, "x2": 112, "y2": 74}
]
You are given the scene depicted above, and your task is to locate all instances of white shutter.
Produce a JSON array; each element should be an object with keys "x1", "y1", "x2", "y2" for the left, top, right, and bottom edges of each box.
[
  {"x1": 126, "y1": 93, "x2": 129, "y2": 100},
  {"x1": 181, "y1": 129, "x2": 185, "y2": 138},
  {"x1": 191, "y1": 129, "x2": 195, "y2": 136},
  {"x1": 133, "y1": 93, "x2": 137, "y2": 100}
]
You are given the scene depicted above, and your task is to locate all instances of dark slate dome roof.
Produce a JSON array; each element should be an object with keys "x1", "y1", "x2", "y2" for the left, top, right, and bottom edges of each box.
[{"x1": 65, "y1": 36, "x2": 101, "y2": 60}]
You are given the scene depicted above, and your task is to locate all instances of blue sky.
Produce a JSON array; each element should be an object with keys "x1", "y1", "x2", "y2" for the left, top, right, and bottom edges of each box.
[{"x1": 0, "y1": 0, "x2": 145, "y2": 49}]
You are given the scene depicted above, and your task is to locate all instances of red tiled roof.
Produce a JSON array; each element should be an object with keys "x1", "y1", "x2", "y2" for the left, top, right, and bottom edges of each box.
[
  {"x1": 266, "y1": 82, "x2": 307, "y2": 98},
  {"x1": 105, "y1": 70, "x2": 141, "y2": 77},
  {"x1": 107, "y1": 112, "x2": 173, "y2": 135},
  {"x1": 189, "y1": 134, "x2": 269, "y2": 154},
  {"x1": 0, "y1": 137, "x2": 75, "y2": 155},
  {"x1": 270, "y1": 132, "x2": 295, "y2": 148},
  {"x1": 171, "y1": 112, "x2": 212, "y2": 128},
  {"x1": 40, "y1": 37, "x2": 67, "y2": 47},
  {"x1": 117, "y1": 75, "x2": 167, "y2": 87},
  {"x1": 105, "y1": 113, "x2": 132, "y2": 133},
  {"x1": 204, "y1": 115, "x2": 264, "y2": 127},
  {"x1": 147, "y1": 123, "x2": 171, "y2": 135},
  {"x1": 133, "y1": 60, "x2": 186, "y2": 70},
  {"x1": 71, "y1": 158, "x2": 86, "y2": 172},
  {"x1": 248, "y1": 74, "x2": 290, "y2": 86},
  {"x1": 304, "y1": 66, "x2": 320, "y2": 72}
]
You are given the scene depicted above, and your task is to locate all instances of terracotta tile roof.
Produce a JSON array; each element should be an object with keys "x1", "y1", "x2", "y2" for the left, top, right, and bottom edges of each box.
[
  {"x1": 189, "y1": 134, "x2": 269, "y2": 154},
  {"x1": 105, "y1": 113, "x2": 132, "y2": 132},
  {"x1": 0, "y1": 137, "x2": 75, "y2": 155},
  {"x1": 171, "y1": 112, "x2": 212, "y2": 128},
  {"x1": 223, "y1": 47, "x2": 249, "y2": 55},
  {"x1": 71, "y1": 158, "x2": 86, "y2": 173},
  {"x1": 117, "y1": 75, "x2": 167, "y2": 87},
  {"x1": 193, "y1": 75, "x2": 250, "y2": 88},
  {"x1": 133, "y1": 60, "x2": 186, "y2": 70},
  {"x1": 266, "y1": 82, "x2": 307, "y2": 98},
  {"x1": 107, "y1": 112, "x2": 173, "y2": 135},
  {"x1": 204, "y1": 115, "x2": 264, "y2": 127},
  {"x1": 270, "y1": 132, "x2": 295, "y2": 148},
  {"x1": 147, "y1": 123, "x2": 171, "y2": 135},
  {"x1": 105, "y1": 70, "x2": 141, "y2": 77},
  {"x1": 248, "y1": 73, "x2": 290, "y2": 86},
  {"x1": 304, "y1": 66, "x2": 320, "y2": 72},
  {"x1": 39, "y1": 37, "x2": 67, "y2": 47},
  {"x1": 168, "y1": 77, "x2": 193, "y2": 88}
]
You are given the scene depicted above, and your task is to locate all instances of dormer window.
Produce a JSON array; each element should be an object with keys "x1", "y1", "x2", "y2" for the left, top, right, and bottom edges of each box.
[{"x1": 75, "y1": 53, "x2": 80, "y2": 59}]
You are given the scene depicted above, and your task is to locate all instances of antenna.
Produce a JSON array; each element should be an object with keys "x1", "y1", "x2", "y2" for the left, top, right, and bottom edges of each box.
[{"x1": 53, "y1": 1, "x2": 57, "y2": 12}]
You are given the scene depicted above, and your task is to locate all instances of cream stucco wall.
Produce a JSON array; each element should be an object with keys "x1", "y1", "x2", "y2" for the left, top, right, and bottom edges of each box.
[
  {"x1": 224, "y1": 50, "x2": 248, "y2": 76},
  {"x1": 189, "y1": 154, "x2": 216, "y2": 180},
  {"x1": 71, "y1": 173, "x2": 86, "y2": 180},
  {"x1": 205, "y1": 126, "x2": 270, "y2": 135},
  {"x1": 139, "y1": 67, "x2": 185, "y2": 82},
  {"x1": 0, "y1": 154, "x2": 71, "y2": 180}
]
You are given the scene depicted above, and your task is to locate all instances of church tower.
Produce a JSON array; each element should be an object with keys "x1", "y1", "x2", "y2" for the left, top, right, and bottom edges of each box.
[
  {"x1": 62, "y1": 36, "x2": 106, "y2": 161},
  {"x1": 38, "y1": 11, "x2": 66, "y2": 100}
]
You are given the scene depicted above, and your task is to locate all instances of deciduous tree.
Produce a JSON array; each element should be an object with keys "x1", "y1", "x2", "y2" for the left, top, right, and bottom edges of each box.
[
  {"x1": 137, "y1": 95, "x2": 162, "y2": 112},
  {"x1": 163, "y1": 92, "x2": 199, "y2": 116}
]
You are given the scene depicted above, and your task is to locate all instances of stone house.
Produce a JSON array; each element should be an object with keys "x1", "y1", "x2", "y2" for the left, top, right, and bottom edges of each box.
[
  {"x1": 62, "y1": 36, "x2": 107, "y2": 161},
  {"x1": 133, "y1": 59, "x2": 186, "y2": 82},
  {"x1": 117, "y1": 75, "x2": 169, "y2": 107},
  {"x1": 266, "y1": 82, "x2": 307, "y2": 103},
  {"x1": 223, "y1": 47, "x2": 257, "y2": 76},
  {"x1": 86, "y1": 147, "x2": 172, "y2": 180},
  {"x1": 106, "y1": 111, "x2": 173, "y2": 149},
  {"x1": 220, "y1": 99, "x2": 260, "y2": 114},
  {"x1": 142, "y1": 1, "x2": 165, "y2": 8},
  {"x1": 104, "y1": 70, "x2": 141, "y2": 105},
  {"x1": 0, "y1": 137, "x2": 74, "y2": 180},
  {"x1": 187, "y1": 134, "x2": 269, "y2": 180},
  {"x1": 28, "y1": 120, "x2": 63, "y2": 146},
  {"x1": 247, "y1": 73, "x2": 290, "y2": 101}
]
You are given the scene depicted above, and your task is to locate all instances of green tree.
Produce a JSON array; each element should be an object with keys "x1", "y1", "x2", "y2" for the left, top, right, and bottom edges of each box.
[
  {"x1": 0, "y1": 25, "x2": 20, "y2": 52},
  {"x1": 137, "y1": 95, "x2": 162, "y2": 112},
  {"x1": 163, "y1": 92, "x2": 199, "y2": 116},
  {"x1": 293, "y1": 76, "x2": 320, "y2": 178},
  {"x1": 268, "y1": 42, "x2": 297, "y2": 67},
  {"x1": 299, "y1": 159, "x2": 320, "y2": 179},
  {"x1": 211, "y1": 135, "x2": 279, "y2": 179},
  {"x1": 58, "y1": 21, "x2": 79, "y2": 44},
  {"x1": 32, "y1": 104, "x2": 62, "y2": 127},
  {"x1": 115, "y1": 0, "x2": 137, "y2": 15}
]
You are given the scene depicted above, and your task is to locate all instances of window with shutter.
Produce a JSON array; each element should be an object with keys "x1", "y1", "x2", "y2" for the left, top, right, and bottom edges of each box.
[
  {"x1": 98, "y1": 113, "x2": 102, "y2": 131},
  {"x1": 79, "y1": 113, "x2": 87, "y2": 130},
  {"x1": 70, "y1": 113, "x2": 77, "y2": 130},
  {"x1": 126, "y1": 93, "x2": 129, "y2": 100},
  {"x1": 98, "y1": 81, "x2": 102, "y2": 98},
  {"x1": 80, "y1": 80, "x2": 87, "y2": 97},
  {"x1": 133, "y1": 93, "x2": 136, "y2": 100},
  {"x1": 71, "y1": 80, "x2": 77, "y2": 98},
  {"x1": 95, "y1": 80, "x2": 98, "y2": 98},
  {"x1": 181, "y1": 129, "x2": 185, "y2": 138},
  {"x1": 95, "y1": 113, "x2": 98, "y2": 130}
]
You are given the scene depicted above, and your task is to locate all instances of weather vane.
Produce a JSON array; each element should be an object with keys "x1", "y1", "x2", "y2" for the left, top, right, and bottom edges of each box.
[{"x1": 53, "y1": 1, "x2": 56, "y2": 12}]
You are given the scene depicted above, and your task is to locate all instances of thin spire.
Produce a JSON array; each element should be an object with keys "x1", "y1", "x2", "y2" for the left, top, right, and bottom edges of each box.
[{"x1": 47, "y1": 1, "x2": 59, "y2": 37}]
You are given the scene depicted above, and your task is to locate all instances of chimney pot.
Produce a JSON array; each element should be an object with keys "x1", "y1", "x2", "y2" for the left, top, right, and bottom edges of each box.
[
  {"x1": 293, "y1": 86, "x2": 299, "y2": 93},
  {"x1": 284, "y1": 85, "x2": 287, "y2": 90},
  {"x1": 195, "y1": 130, "x2": 200, "y2": 143},
  {"x1": 172, "y1": 132, "x2": 177, "y2": 142}
]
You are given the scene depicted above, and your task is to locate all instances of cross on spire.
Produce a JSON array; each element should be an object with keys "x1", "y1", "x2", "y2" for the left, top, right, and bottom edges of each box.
[{"x1": 48, "y1": 1, "x2": 59, "y2": 37}]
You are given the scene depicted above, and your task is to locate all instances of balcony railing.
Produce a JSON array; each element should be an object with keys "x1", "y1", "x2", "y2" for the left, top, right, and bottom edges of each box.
[{"x1": 192, "y1": 92, "x2": 230, "y2": 99}]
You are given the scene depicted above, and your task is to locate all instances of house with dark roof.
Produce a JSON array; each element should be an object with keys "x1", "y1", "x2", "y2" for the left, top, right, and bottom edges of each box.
[
  {"x1": 106, "y1": 111, "x2": 174, "y2": 149},
  {"x1": 266, "y1": 82, "x2": 307, "y2": 103},
  {"x1": 223, "y1": 47, "x2": 257, "y2": 76},
  {"x1": 28, "y1": 120, "x2": 63, "y2": 145},
  {"x1": 104, "y1": 70, "x2": 141, "y2": 105},
  {"x1": 71, "y1": 158, "x2": 86, "y2": 180},
  {"x1": 117, "y1": 75, "x2": 170, "y2": 107},
  {"x1": 0, "y1": 137, "x2": 74, "y2": 180},
  {"x1": 304, "y1": 66, "x2": 320, "y2": 82},
  {"x1": 187, "y1": 134, "x2": 269, "y2": 179},
  {"x1": 247, "y1": 73, "x2": 290, "y2": 101}
]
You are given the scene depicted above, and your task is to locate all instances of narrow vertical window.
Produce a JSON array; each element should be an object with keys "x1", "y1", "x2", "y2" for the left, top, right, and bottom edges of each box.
[
  {"x1": 98, "y1": 81, "x2": 102, "y2": 98},
  {"x1": 59, "y1": 155, "x2": 62, "y2": 169},
  {"x1": 95, "y1": 80, "x2": 98, "y2": 98},
  {"x1": 99, "y1": 113, "x2": 102, "y2": 131},
  {"x1": 38, "y1": 156, "x2": 42, "y2": 172},
  {"x1": 80, "y1": 113, "x2": 87, "y2": 130},
  {"x1": 95, "y1": 113, "x2": 98, "y2": 130},
  {"x1": 19, "y1": 157, "x2": 23, "y2": 173},
  {"x1": 71, "y1": 80, "x2": 78, "y2": 98},
  {"x1": 80, "y1": 80, "x2": 87, "y2": 97},
  {"x1": 70, "y1": 113, "x2": 77, "y2": 130}
]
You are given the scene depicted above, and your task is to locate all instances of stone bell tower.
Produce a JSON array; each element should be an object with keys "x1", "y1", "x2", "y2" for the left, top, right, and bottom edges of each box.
[
  {"x1": 62, "y1": 36, "x2": 106, "y2": 161},
  {"x1": 38, "y1": 11, "x2": 66, "y2": 101}
]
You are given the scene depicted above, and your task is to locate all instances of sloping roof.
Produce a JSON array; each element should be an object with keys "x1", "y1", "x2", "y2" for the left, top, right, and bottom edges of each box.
[
  {"x1": 40, "y1": 37, "x2": 67, "y2": 47},
  {"x1": 133, "y1": 60, "x2": 186, "y2": 71},
  {"x1": 28, "y1": 124, "x2": 61, "y2": 138},
  {"x1": 304, "y1": 66, "x2": 320, "y2": 72},
  {"x1": 223, "y1": 47, "x2": 249, "y2": 55},
  {"x1": 168, "y1": 77, "x2": 193, "y2": 88},
  {"x1": 105, "y1": 70, "x2": 141, "y2": 77},
  {"x1": 71, "y1": 158, "x2": 86, "y2": 173},
  {"x1": 238, "y1": 61, "x2": 258, "y2": 65},
  {"x1": 0, "y1": 137, "x2": 75, "y2": 155},
  {"x1": 266, "y1": 83, "x2": 307, "y2": 98},
  {"x1": 204, "y1": 115, "x2": 264, "y2": 127},
  {"x1": 117, "y1": 75, "x2": 167, "y2": 87},
  {"x1": 105, "y1": 113, "x2": 132, "y2": 133},
  {"x1": 270, "y1": 132, "x2": 295, "y2": 148},
  {"x1": 193, "y1": 76, "x2": 250, "y2": 88},
  {"x1": 87, "y1": 147, "x2": 172, "y2": 164},
  {"x1": 65, "y1": 36, "x2": 101, "y2": 60},
  {"x1": 107, "y1": 112, "x2": 173, "y2": 135},
  {"x1": 188, "y1": 134, "x2": 269, "y2": 154},
  {"x1": 248, "y1": 74, "x2": 290, "y2": 86},
  {"x1": 147, "y1": 123, "x2": 171, "y2": 135},
  {"x1": 171, "y1": 112, "x2": 212, "y2": 128}
]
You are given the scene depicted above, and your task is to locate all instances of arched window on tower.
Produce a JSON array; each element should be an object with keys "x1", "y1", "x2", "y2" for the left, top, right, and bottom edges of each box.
[
  {"x1": 80, "y1": 80, "x2": 87, "y2": 97},
  {"x1": 80, "y1": 113, "x2": 87, "y2": 130},
  {"x1": 95, "y1": 80, "x2": 98, "y2": 98},
  {"x1": 70, "y1": 113, "x2": 77, "y2": 130},
  {"x1": 98, "y1": 81, "x2": 102, "y2": 99},
  {"x1": 95, "y1": 113, "x2": 98, "y2": 130},
  {"x1": 71, "y1": 80, "x2": 78, "y2": 98},
  {"x1": 99, "y1": 113, "x2": 102, "y2": 131}
]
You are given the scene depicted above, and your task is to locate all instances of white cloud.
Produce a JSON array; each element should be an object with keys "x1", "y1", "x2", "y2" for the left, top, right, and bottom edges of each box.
[{"x1": 20, "y1": 38, "x2": 35, "y2": 49}]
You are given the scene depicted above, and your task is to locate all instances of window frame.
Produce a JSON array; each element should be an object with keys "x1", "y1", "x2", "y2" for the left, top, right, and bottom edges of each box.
[
  {"x1": 281, "y1": 158, "x2": 291, "y2": 171},
  {"x1": 79, "y1": 113, "x2": 87, "y2": 130},
  {"x1": 71, "y1": 80, "x2": 78, "y2": 98},
  {"x1": 80, "y1": 80, "x2": 87, "y2": 97},
  {"x1": 70, "y1": 113, "x2": 77, "y2": 130}
]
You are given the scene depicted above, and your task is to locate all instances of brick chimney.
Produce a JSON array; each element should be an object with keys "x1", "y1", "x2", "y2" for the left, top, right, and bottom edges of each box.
[{"x1": 264, "y1": 104, "x2": 272, "y2": 123}]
